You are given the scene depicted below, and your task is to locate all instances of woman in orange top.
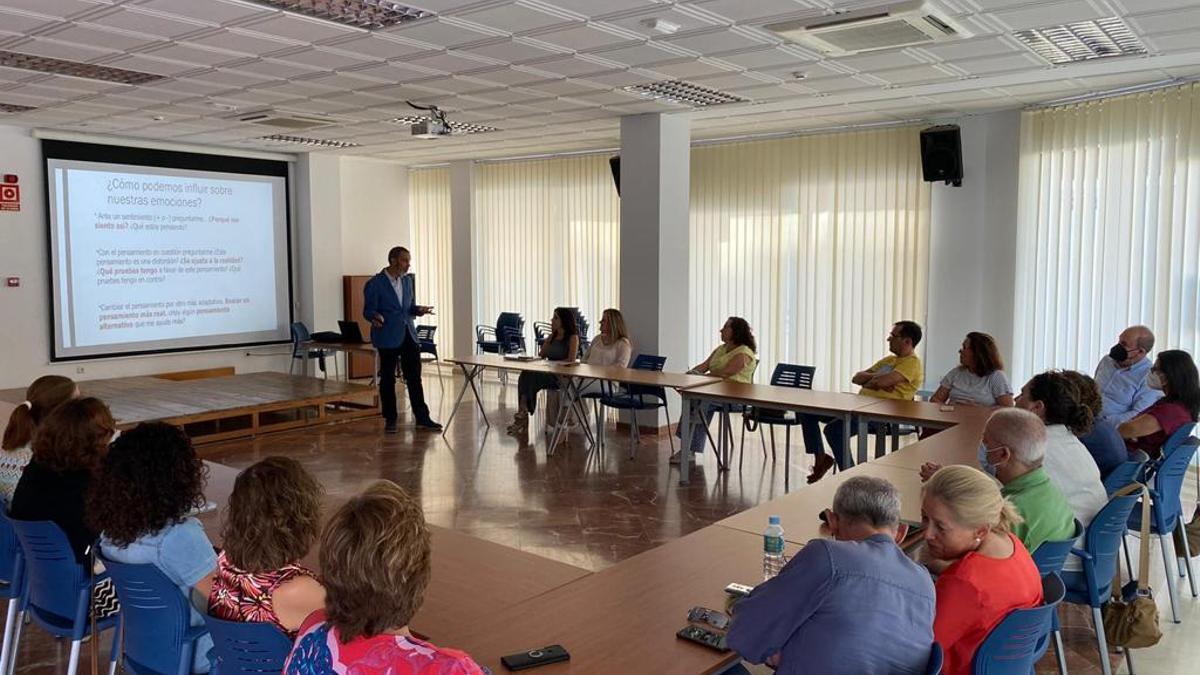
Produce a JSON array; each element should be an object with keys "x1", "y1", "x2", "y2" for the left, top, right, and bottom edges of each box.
[{"x1": 922, "y1": 465, "x2": 1043, "y2": 675}]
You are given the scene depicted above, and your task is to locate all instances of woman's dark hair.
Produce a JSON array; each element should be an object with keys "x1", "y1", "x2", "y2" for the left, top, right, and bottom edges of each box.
[
  {"x1": 726, "y1": 317, "x2": 757, "y2": 353},
  {"x1": 30, "y1": 397, "x2": 114, "y2": 473},
  {"x1": 1059, "y1": 370, "x2": 1103, "y2": 418},
  {"x1": 87, "y1": 422, "x2": 207, "y2": 547},
  {"x1": 553, "y1": 307, "x2": 579, "y2": 337},
  {"x1": 221, "y1": 456, "x2": 323, "y2": 573},
  {"x1": 964, "y1": 332, "x2": 1004, "y2": 377},
  {"x1": 1156, "y1": 349, "x2": 1200, "y2": 421},
  {"x1": 1027, "y1": 371, "x2": 1093, "y2": 435},
  {"x1": 3, "y1": 375, "x2": 76, "y2": 451}
]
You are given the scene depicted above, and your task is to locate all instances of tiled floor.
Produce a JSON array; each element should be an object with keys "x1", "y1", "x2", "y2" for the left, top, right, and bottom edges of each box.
[{"x1": 7, "y1": 370, "x2": 1199, "y2": 673}]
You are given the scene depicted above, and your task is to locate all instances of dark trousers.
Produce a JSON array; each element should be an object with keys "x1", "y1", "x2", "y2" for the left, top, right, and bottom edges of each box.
[
  {"x1": 378, "y1": 333, "x2": 430, "y2": 424},
  {"x1": 799, "y1": 415, "x2": 889, "y2": 470}
]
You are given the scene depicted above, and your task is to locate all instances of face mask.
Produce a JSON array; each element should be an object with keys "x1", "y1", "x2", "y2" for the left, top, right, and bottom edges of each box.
[
  {"x1": 978, "y1": 443, "x2": 997, "y2": 476},
  {"x1": 1109, "y1": 344, "x2": 1129, "y2": 363},
  {"x1": 1148, "y1": 371, "x2": 1164, "y2": 391}
]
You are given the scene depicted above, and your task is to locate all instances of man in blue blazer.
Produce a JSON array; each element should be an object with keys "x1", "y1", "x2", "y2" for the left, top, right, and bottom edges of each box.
[{"x1": 363, "y1": 246, "x2": 440, "y2": 432}]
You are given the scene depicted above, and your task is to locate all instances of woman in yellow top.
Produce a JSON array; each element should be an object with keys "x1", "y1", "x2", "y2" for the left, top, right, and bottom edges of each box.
[{"x1": 671, "y1": 317, "x2": 758, "y2": 464}]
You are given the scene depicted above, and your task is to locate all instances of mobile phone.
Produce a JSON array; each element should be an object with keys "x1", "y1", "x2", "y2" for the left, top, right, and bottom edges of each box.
[
  {"x1": 500, "y1": 645, "x2": 570, "y2": 671},
  {"x1": 938, "y1": 404, "x2": 955, "y2": 412},
  {"x1": 687, "y1": 606, "x2": 730, "y2": 630},
  {"x1": 724, "y1": 582, "x2": 754, "y2": 598},
  {"x1": 677, "y1": 625, "x2": 729, "y2": 652}
]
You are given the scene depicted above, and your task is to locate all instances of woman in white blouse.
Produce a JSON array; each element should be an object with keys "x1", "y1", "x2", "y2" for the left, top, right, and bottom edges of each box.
[{"x1": 548, "y1": 308, "x2": 632, "y2": 432}]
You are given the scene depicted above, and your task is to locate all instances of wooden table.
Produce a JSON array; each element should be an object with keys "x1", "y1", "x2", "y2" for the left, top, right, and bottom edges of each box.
[
  {"x1": 853, "y1": 399, "x2": 994, "y2": 463},
  {"x1": 872, "y1": 419, "x2": 987, "y2": 471},
  {"x1": 449, "y1": 525, "x2": 801, "y2": 675},
  {"x1": 716, "y1": 462, "x2": 925, "y2": 544},
  {"x1": 196, "y1": 460, "x2": 591, "y2": 643},
  {"x1": 678, "y1": 382, "x2": 878, "y2": 487}
]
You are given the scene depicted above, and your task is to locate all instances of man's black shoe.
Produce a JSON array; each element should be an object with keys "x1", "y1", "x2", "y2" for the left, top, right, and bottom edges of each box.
[
  {"x1": 384, "y1": 421, "x2": 399, "y2": 434},
  {"x1": 415, "y1": 418, "x2": 443, "y2": 431}
]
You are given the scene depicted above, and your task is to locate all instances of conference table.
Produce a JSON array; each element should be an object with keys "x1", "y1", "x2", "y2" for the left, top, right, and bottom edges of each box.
[
  {"x1": 196, "y1": 461, "x2": 592, "y2": 643},
  {"x1": 300, "y1": 339, "x2": 379, "y2": 385},
  {"x1": 854, "y1": 399, "x2": 994, "y2": 463}
]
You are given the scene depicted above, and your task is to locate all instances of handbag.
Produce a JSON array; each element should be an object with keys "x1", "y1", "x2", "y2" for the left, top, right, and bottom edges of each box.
[{"x1": 1102, "y1": 483, "x2": 1162, "y2": 649}]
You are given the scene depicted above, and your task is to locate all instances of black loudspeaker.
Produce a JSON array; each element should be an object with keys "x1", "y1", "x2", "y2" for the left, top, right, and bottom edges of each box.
[
  {"x1": 608, "y1": 156, "x2": 620, "y2": 196},
  {"x1": 919, "y1": 125, "x2": 963, "y2": 187}
]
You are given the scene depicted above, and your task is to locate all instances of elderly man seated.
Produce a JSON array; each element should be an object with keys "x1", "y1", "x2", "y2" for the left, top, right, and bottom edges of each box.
[
  {"x1": 726, "y1": 476, "x2": 935, "y2": 675},
  {"x1": 921, "y1": 408, "x2": 1076, "y2": 559}
]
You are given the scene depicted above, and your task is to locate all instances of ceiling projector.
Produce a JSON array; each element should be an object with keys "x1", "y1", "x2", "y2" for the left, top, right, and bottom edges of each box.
[{"x1": 411, "y1": 118, "x2": 450, "y2": 138}]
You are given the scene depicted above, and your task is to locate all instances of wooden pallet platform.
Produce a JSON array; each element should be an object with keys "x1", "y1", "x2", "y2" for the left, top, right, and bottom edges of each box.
[{"x1": 0, "y1": 371, "x2": 378, "y2": 445}]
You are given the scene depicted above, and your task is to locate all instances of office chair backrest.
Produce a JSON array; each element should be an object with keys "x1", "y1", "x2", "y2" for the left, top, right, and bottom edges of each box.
[
  {"x1": 290, "y1": 322, "x2": 311, "y2": 357},
  {"x1": 10, "y1": 518, "x2": 90, "y2": 626},
  {"x1": 1104, "y1": 450, "x2": 1148, "y2": 496},
  {"x1": 1031, "y1": 519, "x2": 1083, "y2": 576},
  {"x1": 102, "y1": 554, "x2": 198, "y2": 675},
  {"x1": 770, "y1": 363, "x2": 816, "y2": 390},
  {"x1": 0, "y1": 505, "x2": 23, "y2": 597},
  {"x1": 1081, "y1": 490, "x2": 1144, "y2": 600},
  {"x1": 1146, "y1": 427, "x2": 1198, "y2": 526},
  {"x1": 971, "y1": 573, "x2": 1064, "y2": 674},
  {"x1": 625, "y1": 354, "x2": 668, "y2": 402},
  {"x1": 416, "y1": 325, "x2": 436, "y2": 343},
  {"x1": 203, "y1": 612, "x2": 293, "y2": 674}
]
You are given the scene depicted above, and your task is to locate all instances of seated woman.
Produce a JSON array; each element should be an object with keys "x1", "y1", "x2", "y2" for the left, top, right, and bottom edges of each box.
[
  {"x1": 11, "y1": 396, "x2": 120, "y2": 619},
  {"x1": 922, "y1": 465, "x2": 1042, "y2": 675},
  {"x1": 1119, "y1": 349, "x2": 1200, "y2": 458},
  {"x1": 284, "y1": 480, "x2": 486, "y2": 674},
  {"x1": 507, "y1": 307, "x2": 580, "y2": 436},
  {"x1": 1, "y1": 374, "x2": 78, "y2": 501},
  {"x1": 90, "y1": 422, "x2": 217, "y2": 673},
  {"x1": 1061, "y1": 370, "x2": 1127, "y2": 477},
  {"x1": 582, "y1": 308, "x2": 633, "y2": 369},
  {"x1": 930, "y1": 332, "x2": 1014, "y2": 407},
  {"x1": 671, "y1": 317, "x2": 758, "y2": 464},
  {"x1": 208, "y1": 456, "x2": 325, "y2": 637}
]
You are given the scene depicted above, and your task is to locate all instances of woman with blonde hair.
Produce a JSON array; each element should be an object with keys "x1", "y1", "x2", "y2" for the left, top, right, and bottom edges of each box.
[
  {"x1": 922, "y1": 465, "x2": 1042, "y2": 675},
  {"x1": 582, "y1": 308, "x2": 633, "y2": 368},
  {"x1": 0, "y1": 375, "x2": 78, "y2": 501}
]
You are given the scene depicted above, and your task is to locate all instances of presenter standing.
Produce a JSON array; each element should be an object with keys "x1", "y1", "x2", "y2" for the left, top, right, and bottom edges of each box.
[{"x1": 363, "y1": 246, "x2": 442, "y2": 433}]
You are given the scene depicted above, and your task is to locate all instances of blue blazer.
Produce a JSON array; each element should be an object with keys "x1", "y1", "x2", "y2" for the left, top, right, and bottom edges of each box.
[{"x1": 363, "y1": 270, "x2": 418, "y2": 348}]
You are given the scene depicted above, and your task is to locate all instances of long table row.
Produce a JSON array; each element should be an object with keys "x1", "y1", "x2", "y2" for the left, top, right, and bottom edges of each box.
[{"x1": 190, "y1": 356, "x2": 994, "y2": 674}]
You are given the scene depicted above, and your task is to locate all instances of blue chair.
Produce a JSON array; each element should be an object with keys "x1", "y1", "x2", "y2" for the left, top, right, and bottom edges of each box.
[
  {"x1": 532, "y1": 321, "x2": 552, "y2": 350},
  {"x1": 1126, "y1": 426, "x2": 1198, "y2": 624},
  {"x1": 202, "y1": 613, "x2": 292, "y2": 674},
  {"x1": 1103, "y1": 450, "x2": 1148, "y2": 496},
  {"x1": 100, "y1": 554, "x2": 210, "y2": 675},
  {"x1": 288, "y1": 321, "x2": 335, "y2": 378},
  {"x1": 739, "y1": 364, "x2": 816, "y2": 474},
  {"x1": 598, "y1": 354, "x2": 672, "y2": 459},
  {"x1": 971, "y1": 572, "x2": 1065, "y2": 674},
  {"x1": 926, "y1": 642, "x2": 943, "y2": 675},
  {"x1": 1031, "y1": 520, "x2": 1083, "y2": 675},
  {"x1": 415, "y1": 324, "x2": 444, "y2": 390},
  {"x1": 0, "y1": 506, "x2": 25, "y2": 675},
  {"x1": 476, "y1": 312, "x2": 525, "y2": 356},
  {"x1": 1061, "y1": 487, "x2": 1144, "y2": 675},
  {"x1": 9, "y1": 519, "x2": 120, "y2": 675}
]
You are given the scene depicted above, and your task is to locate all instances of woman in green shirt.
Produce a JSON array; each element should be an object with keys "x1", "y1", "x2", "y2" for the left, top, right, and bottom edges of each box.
[{"x1": 671, "y1": 317, "x2": 759, "y2": 464}]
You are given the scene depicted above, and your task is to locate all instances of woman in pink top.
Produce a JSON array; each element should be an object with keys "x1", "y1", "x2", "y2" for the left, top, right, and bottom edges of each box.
[
  {"x1": 922, "y1": 465, "x2": 1042, "y2": 675},
  {"x1": 284, "y1": 481, "x2": 486, "y2": 675},
  {"x1": 209, "y1": 457, "x2": 325, "y2": 636},
  {"x1": 1119, "y1": 349, "x2": 1200, "y2": 458}
]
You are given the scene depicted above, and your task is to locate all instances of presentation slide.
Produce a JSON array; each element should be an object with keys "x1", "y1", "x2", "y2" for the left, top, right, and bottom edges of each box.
[{"x1": 46, "y1": 148, "x2": 292, "y2": 360}]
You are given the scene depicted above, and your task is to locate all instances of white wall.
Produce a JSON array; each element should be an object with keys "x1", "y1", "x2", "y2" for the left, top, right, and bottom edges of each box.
[
  {"x1": 339, "y1": 157, "x2": 409, "y2": 277},
  {"x1": 0, "y1": 125, "x2": 408, "y2": 389},
  {"x1": 925, "y1": 110, "x2": 1022, "y2": 387}
]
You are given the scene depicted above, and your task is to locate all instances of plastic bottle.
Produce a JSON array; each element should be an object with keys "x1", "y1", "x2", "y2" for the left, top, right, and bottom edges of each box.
[{"x1": 763, "y1": 515, "x2": 786, "y2": 580}]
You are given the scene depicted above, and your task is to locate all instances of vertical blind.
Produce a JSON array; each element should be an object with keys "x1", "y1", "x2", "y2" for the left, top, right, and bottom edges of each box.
[
  {"x1": 689, "y1": 127, "x2": 931, "y2": 390},
  {"x1": 408, "y1": 167, "x2": 454, "y2": 358},
  {"x1": 472, "y1": 154, "x2": 620, "y2": 344},
  {"x1": 1014, "y1": 82, "x2": 1200, "y2": 379}
]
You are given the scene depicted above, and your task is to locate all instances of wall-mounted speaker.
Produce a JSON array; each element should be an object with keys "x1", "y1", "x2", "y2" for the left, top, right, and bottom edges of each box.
[
  {"x1": 609, "y1": 156, "x2": 620, "y2": 196},
  {"x1": 920, "y1": 125, "x2": 963, "y2": 187}
]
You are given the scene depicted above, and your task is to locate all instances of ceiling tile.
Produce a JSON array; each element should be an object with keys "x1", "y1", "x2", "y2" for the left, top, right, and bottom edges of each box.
[
  {"x1": 693, "y1": 0, "x2": 817, "y2": 24},
  {"x1": 138, "y1": 0, "x2": 270, "y2": 25},
  {"x1": 147, "y1": 43, "x2": 246, "y2": 66},
  {"x1": 0, "y1": 0, "x2": 108, "y2": 20},
  {"x1": 456, "y1": 66, "x2": 546, "y2": 86},
  {"x1": 988, "y1": 0, "x2": 1107, "y2": 31},
  {"x1": 235, "y1": 58, "x2": 326, "y2": 79},
  {"x1": 661, "y1": 27, "x2": 770, "y2": 54},
  {"x1": 100, "y1": 54, "x2": 201, "y2": 77},
  {"x1": 184, "y1": 29, "x2": 298, "y2": 55},
  {"x1": 41, "y1": 23, "x2": 162, "y2": 52},
  {"x1": 520, "y1": 55, "x2": 615, "y2": 77},
  {"x1": 0, "y1": 8, "x2": 67, "y2": 35},
  {"x1": 519, "y1": 78, "x2": 607, "y2": 97},
  {"x1": 643, "y1": 58, "x2": 739, "y2": 79},
  {"x1": 543, "y1": 0, "x2": 662, "y2": 17},
  {"x1": 956, "y1": 52, "x2": 1045, "y2": 76},
  {"x1": 320, "y1": 35, "x2": 431, "y2": 60},
  {"x1": 462, "y1": 38, "x2": 563, "y2": 62},
  {"x1": 528, "y1": 25, "x2": 637, "y2": 52},
  {"x1": 456, "y1": 5, "x2": 575, "y2": 34},
  {"x1": 241, "y1": 13, "x2": 362, "y2": 42},
  {"x1": 713, "y1": 46, "x2": 813, "y2": 70},
  {"x1": 589, "y1": 43, "x2": 681, "y2": 67},
  {"x1": 407, "y1": 50, "x2": 498, "y2": 72},
  {"x1": 602, "y1": 7, "x2": 723, "y2": 37},
  {"x1": 385, "y1": 19, "x2": 494, "y2": 48},
  {"x1": 85, "y1": 7, "x2": 207, "y2": 39},
  {"x1": 11, "y1": 36, "x2": 117, "y2": 61}
]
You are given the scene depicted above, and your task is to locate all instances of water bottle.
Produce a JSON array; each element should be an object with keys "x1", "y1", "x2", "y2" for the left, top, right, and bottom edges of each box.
[{"x1": 763, "y1": 515, "x2": 786, "y2": 580}]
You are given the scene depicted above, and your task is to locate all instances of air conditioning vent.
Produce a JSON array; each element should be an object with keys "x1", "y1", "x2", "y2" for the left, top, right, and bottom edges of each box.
[
  {"x1": 766, "y1": 1, "x2": 968, "y2": 56},
  {"x1": 228, "y1": 109, "x2": 336, "y2": 130}
]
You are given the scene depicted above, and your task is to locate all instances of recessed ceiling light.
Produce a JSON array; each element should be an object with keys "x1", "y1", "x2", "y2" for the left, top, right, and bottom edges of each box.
[
  {"x1": 0, "y1": 102, "x2": 37, "y2": 113},
  {"x1": 243, "y1": 0, "x2": 433, "y2": 30},
  {"x1": 623, "y1": 80, "x2": 747, "y2": 107},
  {"x1": 0, "y1": 50, "x2": 165, "y2": 85},
  {"x1": 257, "y1": 134, "x2": 360, "y2": 149},
  {"x1": 389, "y1": 116, "x2": 500, "y2": 134},
  {"x1": 1014, "y1": 17, "x2": 1147, "y2": 64}
]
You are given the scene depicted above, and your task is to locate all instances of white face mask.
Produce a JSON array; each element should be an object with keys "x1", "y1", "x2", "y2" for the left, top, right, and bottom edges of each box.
[{"x1": 1147, "y1": 371, "x2": 1164, "y2": 391}]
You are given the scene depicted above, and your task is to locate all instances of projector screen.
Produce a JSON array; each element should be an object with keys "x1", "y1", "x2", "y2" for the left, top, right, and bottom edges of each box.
[{"x1": 44, "y1": 140, "x2": 293, "y2": 361}]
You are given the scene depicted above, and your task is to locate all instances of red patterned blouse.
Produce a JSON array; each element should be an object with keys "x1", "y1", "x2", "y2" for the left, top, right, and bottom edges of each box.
[{"x1": 207, "y1": 550, "x2": 317, "y2": 637}]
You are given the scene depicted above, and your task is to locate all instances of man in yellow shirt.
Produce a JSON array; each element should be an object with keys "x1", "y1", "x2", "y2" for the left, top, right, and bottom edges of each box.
[{"x1": 802, "y1": 321, "x2": 924, "y2": 482}]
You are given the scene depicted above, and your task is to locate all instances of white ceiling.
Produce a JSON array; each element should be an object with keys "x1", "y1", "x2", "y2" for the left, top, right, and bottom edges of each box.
[{"x1": 1, "y1": 0, "x2": 1198, "y2": 163}]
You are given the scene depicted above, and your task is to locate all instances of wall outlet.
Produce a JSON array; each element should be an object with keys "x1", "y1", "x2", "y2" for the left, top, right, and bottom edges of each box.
[{"x1": 75, "y1": 366, "x2": 85, "y2": 374}]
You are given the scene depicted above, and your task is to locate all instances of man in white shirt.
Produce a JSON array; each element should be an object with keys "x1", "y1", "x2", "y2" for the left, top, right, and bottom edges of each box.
[{"x1": 1094, "y1": 325, "x2": 1162, "y2": 424}]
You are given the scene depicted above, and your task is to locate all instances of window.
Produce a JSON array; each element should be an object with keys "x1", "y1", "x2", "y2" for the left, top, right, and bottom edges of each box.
[{"x1": 408, "y1": 167, "x2": 453, "y2": 357}]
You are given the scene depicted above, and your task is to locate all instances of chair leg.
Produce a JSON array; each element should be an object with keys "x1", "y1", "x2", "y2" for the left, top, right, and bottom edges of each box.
[
  {"x1": 1159, "y1": 533, "x2": 1181, "y2": 623},
  {"x1": 109, "y1": 620, "x2": 121, "y2": 675},
  {"x1": 1179, "y1": 521, "x2": 1198, "y2": 597},
  {"x1": 66, "y1": 639, "x2": 82, "y2": 675},
  {"x1": 1092, "y1": 606, "x2": 1114, "y2": 675},
  {"x1": 629, "y1": 410, "x2": 639, "y2": 460},
  {"x1": 784, "y1": 426, "x2": 792, "y2": 493},
  {"x1": 666, "y1": 402, "x2": 676, "y2": 454},
  {"x1": 1124, "y1": 646, "x2": 1135, "y2": 675},
  {"x1": 1123, "y1": 535, "x2": 1134, "y2": 581},
  {"x1": 1053, "y1": 628, "x2": 1068, "y2": 675},
  {"x1": 739, "y1": 422, "x2": 746, "y2": 471},
  {"x1": 5, "y1": 610, "x2": 22, "y2": 675},
  {"x1": 0, "y1": 599, "x2": 16, "y2": 675}
]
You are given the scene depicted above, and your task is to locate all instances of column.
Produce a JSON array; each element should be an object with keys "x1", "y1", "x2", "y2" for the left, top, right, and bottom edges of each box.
[{"x1": 449, "y1": 160, "x2": 475, "y2": 359}]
